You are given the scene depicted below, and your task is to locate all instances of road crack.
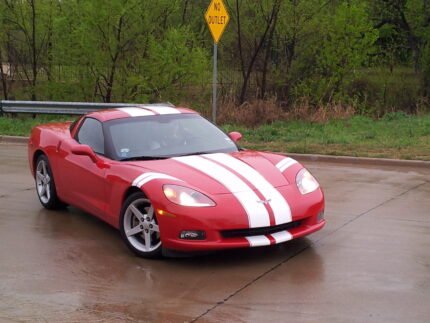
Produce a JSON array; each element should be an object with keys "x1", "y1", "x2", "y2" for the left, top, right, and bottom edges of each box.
[
  {"x1": 0, "y1": 187, "x2": 34, "y2": 199},
  {"x1": 190, "y1": 180, "x2": 428, "y2": 322}
]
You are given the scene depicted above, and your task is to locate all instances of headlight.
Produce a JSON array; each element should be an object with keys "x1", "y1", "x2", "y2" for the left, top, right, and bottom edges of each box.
[
  {"x1": 163, "y1": 185, "x2": 216, "y2": 207},
  {"x1": 296, "y1": 168, "x2": 320, "y2": 195}
]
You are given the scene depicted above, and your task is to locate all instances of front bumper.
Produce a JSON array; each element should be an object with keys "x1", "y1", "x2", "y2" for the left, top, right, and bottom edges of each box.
[
  {"x1": 155, "y1": 187, "x2": 325, "y2": 252},
  {"x1": 162, "y1": 219, "x2": 325, "y2": 251}
]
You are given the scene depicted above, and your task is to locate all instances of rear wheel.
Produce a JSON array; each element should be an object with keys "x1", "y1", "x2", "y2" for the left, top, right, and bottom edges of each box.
[
  {"x1": 35, "y1": 155, "x2": 67, "y2": 209},
  {"x1": 120, "y1": 192, "x2": 162, "y2": 258}
]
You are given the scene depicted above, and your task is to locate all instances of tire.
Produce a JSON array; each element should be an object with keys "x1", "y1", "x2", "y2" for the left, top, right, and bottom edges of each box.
[
  {"x1": 120, "y1": 192, "x2": 162, "y2": 258},
  {"x1": 35, "y1": 155, "x2": 67, "y2": 210}
]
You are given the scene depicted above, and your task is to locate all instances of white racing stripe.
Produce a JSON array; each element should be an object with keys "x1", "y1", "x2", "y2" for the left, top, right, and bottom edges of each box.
[
  {"x1": 132, "y1": 172, "x2": 182, "y2": 188},
  {"x1": 117, "y1": 107, "x2": 155, "y2": 117},
  {"x1": 270, "y1": 231, "x2": 293, "y2": 244},
  {"x1": 245, "y1": 235, "x2": 271, "y2": 247},
  {"x1": 174, "y1": 156, "x2": 271, "y2": 228},
  {"x1": 206, "y1": 153, "x2": 292, "y2": 224},
  {"x1": 141, "y1": 105, "x2": 180, "y2": 115},
  {"x1": 276, "y1": 157, "x2": 298, "y2": 172}
]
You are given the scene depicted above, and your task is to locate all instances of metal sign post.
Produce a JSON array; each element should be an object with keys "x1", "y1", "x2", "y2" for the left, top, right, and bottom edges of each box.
[
  {"x1": 205, "y1": 0, "x2": 229, "y2": 124},
  {"x1": 212, "y1": 43, "x2": 218, "y2": 123}
]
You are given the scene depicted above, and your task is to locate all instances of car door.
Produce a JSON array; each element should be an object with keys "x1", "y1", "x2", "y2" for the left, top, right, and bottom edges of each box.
[{"x1": 59, "y1": 117, "x2": 108, "y2": 218}]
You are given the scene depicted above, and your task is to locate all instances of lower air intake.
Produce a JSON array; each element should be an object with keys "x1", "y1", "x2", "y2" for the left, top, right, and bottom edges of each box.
[{"x1": 221, "y1": 220, "x2": 302, "y2": 238}]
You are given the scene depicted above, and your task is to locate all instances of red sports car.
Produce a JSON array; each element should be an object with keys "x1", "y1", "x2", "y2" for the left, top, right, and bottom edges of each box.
[{"x1": 28, "y1": 105, "x2": 325, "y2": 258}]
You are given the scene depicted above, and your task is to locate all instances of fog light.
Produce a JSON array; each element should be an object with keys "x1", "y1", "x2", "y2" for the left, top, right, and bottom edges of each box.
[
  {"x1": 179, "y1": 230, "x2": 206, "y2": 240},
  {"x1": 317, "y1": 210, "x2": 325, "y2": 222}
]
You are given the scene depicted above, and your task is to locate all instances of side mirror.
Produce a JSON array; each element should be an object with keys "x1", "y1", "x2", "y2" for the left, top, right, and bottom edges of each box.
[
  {"x1": 71, "y1": 144, "x2": 99, "y2": 163},
  {"x1": 228, "y1": 131, "x2": 243, "y2": 143}
]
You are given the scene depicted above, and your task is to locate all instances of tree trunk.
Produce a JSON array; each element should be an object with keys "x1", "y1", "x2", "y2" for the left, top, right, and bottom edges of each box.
[
  {"x1": 396, "y1": 5, "x2": 421, "y2": 72},
  {"x1": 0, "y1": 48, "x2": 8, "y2": 100},
  {"x1": 260, "y1": 1, "x2": 280, "y2": 99},
  {"x1": 105, "y1": 64, "x2": 116, "y2": 103},
  {"x1": 46, "y1": 1, "x2": 54, "y2": 84},
  {"x1": 105, "y1": 15, "x2": 124, "y2": 103},
  {"x1": 181, "y1": 0, "x2": 189, "y2": 25},
  {"x1": 30, "y1": 0, "x2": 37, "y2": 101},
  {"x1": 238, "y1": 1, "x2": 281, "y2": 103},
  {"x1": 235, "y1": 0, "x2": 246, "y2": 80}
]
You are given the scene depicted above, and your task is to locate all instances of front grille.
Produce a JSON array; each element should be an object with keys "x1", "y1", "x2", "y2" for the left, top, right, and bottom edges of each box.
[{"x1": 221, "y1": 220, "x2": 302, "y2": 238}]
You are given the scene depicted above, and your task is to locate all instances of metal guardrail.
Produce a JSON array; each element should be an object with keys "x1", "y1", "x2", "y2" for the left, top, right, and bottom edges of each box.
[{"x1": 0, "y1": 100, "x2": 175, "y2": 116}]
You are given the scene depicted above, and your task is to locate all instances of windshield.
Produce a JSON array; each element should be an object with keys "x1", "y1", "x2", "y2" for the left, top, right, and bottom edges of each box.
[{"x1": 104, "y1": 114, "x2": 239, "y2": 160}]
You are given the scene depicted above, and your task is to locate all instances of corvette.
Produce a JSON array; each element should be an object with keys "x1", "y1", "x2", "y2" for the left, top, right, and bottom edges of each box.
[{"x1": 28, "y1": 104, "x2": 325, "y2": 258}]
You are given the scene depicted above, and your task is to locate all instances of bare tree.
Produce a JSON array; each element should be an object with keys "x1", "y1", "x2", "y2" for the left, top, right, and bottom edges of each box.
[
  {"x1": 0, "y1": 48, "x2": 8, "y2": 99},
  {"x1": 233, "y1": 0, "x2": 282, "y2": 103},
  {"x1": 3, "y1": 0, "x2": 50, "y2": 100}
]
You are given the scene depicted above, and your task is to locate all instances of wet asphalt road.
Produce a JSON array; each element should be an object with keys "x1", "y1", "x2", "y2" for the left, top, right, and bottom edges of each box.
[{"x1": 0, "y1": 143, "x2": 429, "y2": 323}]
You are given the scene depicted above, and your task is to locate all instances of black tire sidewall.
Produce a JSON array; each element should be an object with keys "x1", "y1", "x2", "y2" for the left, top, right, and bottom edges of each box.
[{"x1": 35, "y1": 155, "x2": 64, "y2": 210}]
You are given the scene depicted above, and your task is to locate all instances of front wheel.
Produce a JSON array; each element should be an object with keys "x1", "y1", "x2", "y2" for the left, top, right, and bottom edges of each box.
[
  {"x1": 35, "y1": 155, "x2": 67, "y2": 210},
  {"x1": 120, "y1": 192, "x2": 162, "y2": 258}
]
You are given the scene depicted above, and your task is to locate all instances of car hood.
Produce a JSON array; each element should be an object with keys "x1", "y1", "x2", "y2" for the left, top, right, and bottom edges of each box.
[{"x1": 126, "y1": 151, "x2": 293, "y2": 195}]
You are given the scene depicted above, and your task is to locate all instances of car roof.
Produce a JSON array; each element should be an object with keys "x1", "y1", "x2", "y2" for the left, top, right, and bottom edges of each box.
[{"x1": 86, "y1": 105, "x2": 198, "y2": 122}]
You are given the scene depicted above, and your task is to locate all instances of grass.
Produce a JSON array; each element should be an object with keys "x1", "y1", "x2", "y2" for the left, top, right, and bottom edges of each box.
[
  {"x1": 223, "y1": 113, "x2": 430, "y2": 161},
  {"x1": 0, "y1": 115, "x2": 75, "y2": 137},
  {"x1": 1, "y1": 113, "x2": 429, "y2": 161}
]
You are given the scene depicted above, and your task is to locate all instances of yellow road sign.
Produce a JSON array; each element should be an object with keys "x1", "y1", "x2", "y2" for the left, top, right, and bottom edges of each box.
[{"x1": 205, "y1": 0, "x2": 230, "y2": 44}]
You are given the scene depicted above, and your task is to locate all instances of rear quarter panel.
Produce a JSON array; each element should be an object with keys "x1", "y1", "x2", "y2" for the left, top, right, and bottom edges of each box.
[{"x1": 28, "y1": 122, "x2": 73, "y2": 197}]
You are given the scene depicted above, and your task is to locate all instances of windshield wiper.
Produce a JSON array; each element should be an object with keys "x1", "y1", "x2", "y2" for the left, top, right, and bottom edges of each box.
[{"x1": 120, "y1": 156, "x2": 169, "y2": 161}]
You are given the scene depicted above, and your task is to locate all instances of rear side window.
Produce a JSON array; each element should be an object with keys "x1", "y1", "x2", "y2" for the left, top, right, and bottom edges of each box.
[
  {"x1": 69, "y1": 117, "x2": 81, "y2": 133},
  {"x1": 77, "y1": 118, "x2": 105, "y2": 155}
]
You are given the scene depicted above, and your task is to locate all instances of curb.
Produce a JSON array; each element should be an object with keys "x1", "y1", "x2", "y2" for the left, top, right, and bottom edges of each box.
[
  {"x1": 0, "y1": 135, "x2": 429, "y2": 169},
  {"x1": 0, "y1": 135, "x2": 28, "y2": 144},
  {"x1": 287, "y1": 153, "x2": 430, "y2": 169}
]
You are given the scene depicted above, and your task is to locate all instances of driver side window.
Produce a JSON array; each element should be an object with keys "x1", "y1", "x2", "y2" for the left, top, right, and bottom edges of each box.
[{"x1": 77, "y1": 118, "x2": 105, "y2": 155}]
